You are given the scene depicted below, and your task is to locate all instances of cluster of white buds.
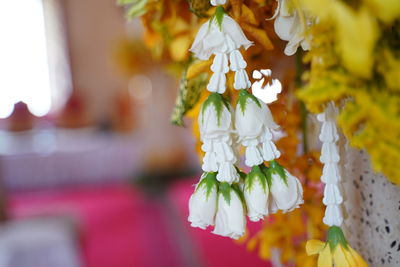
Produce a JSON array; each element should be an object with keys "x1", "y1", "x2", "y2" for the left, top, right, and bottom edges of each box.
[
  {"x1": 188, "y1": 0, "x2": 303, "y2": 240},
  {"x1": 190, "y1": 5, "x2": 252, "y2": 94},
  {"x1": 235, "y1": 89, "x2": 280, "y2": 167},
  {"x1": 188, "y1": 172, "x2": 246, "y2": 239},
  {"x1": 199, "y1": 93, "x2": 238, "y2": 183},
  {"x1": 317, "y1": 103, "x2": 343, "y2": 227}
]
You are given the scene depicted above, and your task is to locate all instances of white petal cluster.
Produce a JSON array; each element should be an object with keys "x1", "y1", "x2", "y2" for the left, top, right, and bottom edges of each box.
[
  {"x1": 317, "y1": 103, "x2": 343, "y2": 227},
  {"x1": 244, "y1": 162, "x2": 303, "y2": 222},
  {"x1": 188, "y1": 172, "x2": 246, "y2": 240},
  {"x1": 190, "y1": 8, "x2": 253, "y2": 93},
  {"x1": 199, "y1": 94, "x2": 239, "y2": 183},
  {"x1": 272, "y1": 0, "x2": 311, "y2": 56},
  {"x1": 235, "y1": 90, "x2": 280, "y2": 167}
]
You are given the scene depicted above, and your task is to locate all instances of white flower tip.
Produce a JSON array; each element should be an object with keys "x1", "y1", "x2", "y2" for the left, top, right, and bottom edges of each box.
[{"x1": 252, "y1": 70, "x2": 262, "y2": 79}]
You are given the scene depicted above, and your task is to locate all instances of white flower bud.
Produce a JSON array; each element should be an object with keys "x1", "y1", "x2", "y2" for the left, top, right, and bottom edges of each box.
[
  {"x1": 323, "y1": 205, "x2": 343, "y2": 227},
  {"x1": 199, "y1": 93, "x2": 232, "y2": 139},
  {"x1": 213, "y1": 183, "x2": 246, "y2": 239},
  {"x1": 233, "y1": 69, "x2": 251, "y2": 90},
  {"x1": 217, "y1": 162, "x2": 239, "y2": 183},
  {"x1": 188, "y1": 173, "x2": 218, "y2": 229},
  {"x1": 244, "y1": 166, "x2": 269, "y2": 222},
  {"x1": 267, "y1": 162, "x2": 303, "y2": 213}
]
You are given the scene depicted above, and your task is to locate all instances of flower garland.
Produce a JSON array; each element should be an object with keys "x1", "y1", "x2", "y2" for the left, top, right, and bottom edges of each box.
[
  {"x1": 188, "y1": 0, "x2": 303, "y2": 240},
  {"x1": 306, "y1": 103, "x2": 367, "y2": 266},
  {"x1": 117, "y1": 0, "x2": 400, "y2": 264}
]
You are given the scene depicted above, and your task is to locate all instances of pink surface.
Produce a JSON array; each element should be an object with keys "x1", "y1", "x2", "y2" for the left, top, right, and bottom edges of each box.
[
  {"x1": 168, "y1": 178, "x2": 272, "y2": 267},
  {"x1": 8, "y1": 185, "x2": 183, "y2": 267}
]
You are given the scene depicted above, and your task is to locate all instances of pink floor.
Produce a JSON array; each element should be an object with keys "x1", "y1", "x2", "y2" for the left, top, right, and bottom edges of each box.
[{"x1": 7, "y1": 179, "x2": 271, "y2": 267}]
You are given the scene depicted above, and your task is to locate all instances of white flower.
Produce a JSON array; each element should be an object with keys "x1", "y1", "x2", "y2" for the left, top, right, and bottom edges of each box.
[
  {"x1": 190, "y1": 14, "x2": 253, "y2": 60},
  {"x1": 244, "y1": 166, "x2": 269, "y2": 222},
  {"x1": 251, "y1": 69, "x2": 282, "y2": 104},
  {"x1": 323, "y1": 184, "x2": 343, "y2": 205},
  {"x1": 260, "y1": 128, "x2": 281, "y2": 161},
  {"x1": 213, "y1": 183, "x2": 246, "y2": 239},
  {"x1": 199, "y1": 93, "x2": 232, "y2": 139},
  {"x1": 216, "y1": 161, "x2": 239, "y2": 183},
  {"x1": 318, "y1": 103, "x2": 344, "y2": 228},
  {"x1": 323, "y1": 205, "x2": 343, "y2": 227},
  {"x1": 321, "y1": 162, "x2": 341, "y2": 184},
  {"x1": 201, "y1": 141, "x2": 219, "y2": 172},
  {"x1": 320, "y1": 142, "x2": 340, "y2": 163},
  {"x1": 208, "y1": 53, "x2": 229, "y2": 93},
  {"x1": 235, "y1": 90, "x2": 280, "y2": 166},
  {"x1": 272, "y1": 0, "x2": 310, "y2": 56},
  {"x1": 229, "y1": 50, "x2": 251, "y2": 90},
  {"x1": 210, "y1": 0, "x2": 226, "y2": 6},
  {"x1": 235, "y1": 91, "x2": 279, "y2": 141},
  {"x1": 188, "y1": 173, "x2": 218, "y2": 229},
  {"x1": 244, "y1": 141, "x2": 263, "y2": 167},
  {"x1": 267, "y1": 162, "x2": 303, "y2": 213},
  {"x1": 233, "y1": 69, "x2": 251, "y2": 90}
]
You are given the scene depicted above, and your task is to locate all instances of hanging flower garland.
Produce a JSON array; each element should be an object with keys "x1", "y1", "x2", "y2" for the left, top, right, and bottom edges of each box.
[
  {"x1": 187, "y1": 0, "x2": 303, "y2": 240},
  {"x1": 306, "y1": 103, "x2": 367, "y2": 266},
  {"x1": 117, "y1": 0, "x2": 400, "y2": 265}
]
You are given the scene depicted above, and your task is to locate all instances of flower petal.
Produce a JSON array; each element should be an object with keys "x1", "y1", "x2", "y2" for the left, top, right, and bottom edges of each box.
[
  {"x1": 348, "y1": 247, "x2": 368, "y2": 267},
  {"x1": 306, "y1": 240, "x2": 326, "y2": 255},
  {"x1": 333, "y1": 245, "x2": 350, "y2": 267},
  {"x1": 318, "y1": 246, "x2": 333, "y2": 267}
]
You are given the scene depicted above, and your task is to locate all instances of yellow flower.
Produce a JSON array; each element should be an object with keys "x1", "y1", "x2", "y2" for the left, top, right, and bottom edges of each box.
[{"x1": 306, "y1": 226, "x2": 368, "y2": 267}]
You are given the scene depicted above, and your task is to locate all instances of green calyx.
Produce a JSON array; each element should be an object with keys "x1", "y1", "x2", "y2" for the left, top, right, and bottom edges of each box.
[
  {"x1": 219, "y1": 182, "x2": 232, "y2": 205},
  {"x1": 267, "y1": 160, "x2": 288, "y2": 186},
  {"x1": 238, "y1": 89, "x2": 262, "y2": 114},
  {"x1": 201, "y1": 93, "x2": 229, "y2": 126},
  {"x1": 259, "y1": 164, "x2": 272, "y2": 188},
  {"x1": 213, "y1": 6, "x2": 225, "y2": 30},
  {"x1": 246, "y1": 165, "x2": 268, "y2": 193},
  {"x1": 327, "y1": 226, "x2": 349, "y2": 251},
  {"x1": 196, "y1": 172, "x2": 218, "y2": 200}
]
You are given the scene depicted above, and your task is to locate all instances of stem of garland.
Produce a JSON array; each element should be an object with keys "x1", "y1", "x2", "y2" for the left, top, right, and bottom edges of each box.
[{"x1": 295, "y1": 50, "x2": 308, "y2": 155}]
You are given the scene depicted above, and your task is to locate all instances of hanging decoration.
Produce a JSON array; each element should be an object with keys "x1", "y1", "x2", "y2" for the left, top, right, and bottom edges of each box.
[
  {"x1": 187, "y1": 1, "x2": 303, "y2": 239},
  {"x1": 117, "y1": 0, "x2": 400, "y2": 265},
  {"x1": 306, "y1": 103, "x2": 367, "y2": 267}
]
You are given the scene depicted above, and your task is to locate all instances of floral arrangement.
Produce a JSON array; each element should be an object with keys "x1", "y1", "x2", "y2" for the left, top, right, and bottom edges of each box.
[{"x1": 118, "y1": 0, "x2": 400, "y2": 265}]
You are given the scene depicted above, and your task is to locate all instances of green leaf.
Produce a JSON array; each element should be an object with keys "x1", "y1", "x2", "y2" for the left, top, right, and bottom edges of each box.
[
  {"x1": 170, "y1": 62, "x2": 207, "y2": 126},
  {"x1": 196, "y1": 172, "x2": 218, "y2": 200},
  {"x1": 238, "y1": 89, "x2": 262, "y2": 114},
  {"x1": 201, "y1": 93, "x2": 229, "y2": 126},
  {"x1": 219, "y1": 182, "x2": 232, "y2": 205},
  {"x1": 327, "y1": 226, "x2": 348, "y2": 251},
  {"x1": 268, "y1": 160, "x2": 288, "y2": 186}
]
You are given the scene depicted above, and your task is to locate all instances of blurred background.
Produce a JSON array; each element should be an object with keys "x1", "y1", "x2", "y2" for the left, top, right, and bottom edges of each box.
[{"x1": 0, "y1": 0, "x2": 268, "y2": 266}]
